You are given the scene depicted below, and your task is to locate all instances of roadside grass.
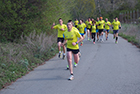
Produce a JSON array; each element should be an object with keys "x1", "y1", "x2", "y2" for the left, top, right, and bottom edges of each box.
[
  {"x1": 0, "y1": 32, "x2": 58, "y2": 89},
  {"x1": 118, "y1": 33, "x2": 140, "y2": 47}
]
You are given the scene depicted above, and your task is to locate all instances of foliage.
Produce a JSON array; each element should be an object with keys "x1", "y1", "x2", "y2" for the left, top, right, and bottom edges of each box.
[
  {"x1": 0, "y1": 32, "x2": 58, "y2": 89},
  {"x1": 0, "y1": 0, "x2": 77, "y2": 42},
  {"x1": 71, "y1": 0, "x2": 96, "y2": 20}
]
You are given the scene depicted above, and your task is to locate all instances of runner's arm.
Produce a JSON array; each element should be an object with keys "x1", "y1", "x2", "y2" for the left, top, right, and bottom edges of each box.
[
  {"x1": 72, "y1": 36, "x2": 83, "y2": 46},
  {"x1": 61, "y1": 40, "x2": 67, "y2": 46},
  {"x1": 51, "y1": 23, "x2": 55, "y2": 29}
]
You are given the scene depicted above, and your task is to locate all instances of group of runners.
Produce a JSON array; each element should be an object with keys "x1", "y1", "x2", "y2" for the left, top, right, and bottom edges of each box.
[{"x1": 51, "y1": 17, "x2": 121, "y2": 80}]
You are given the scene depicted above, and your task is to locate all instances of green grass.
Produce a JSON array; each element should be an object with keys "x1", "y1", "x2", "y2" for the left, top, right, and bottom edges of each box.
[
  {"x1": 0, "y1": 32, "x2": 59, "y2": 89},
  {"x1": 110, "y1": 30, "x2": 140, "y2": 48},
  {"x1": 118, "y1": 33, "x2": 139, "y2": 46}
]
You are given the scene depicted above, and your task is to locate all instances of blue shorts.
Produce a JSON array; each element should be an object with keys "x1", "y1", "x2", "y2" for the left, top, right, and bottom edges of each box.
[
  {"x1": 84, "y1": 28, "x2": 87, "y2": 32},
  {"x1": 80, "y1": 33, "x2": 85, "y2": 36},
  {"x1": 105, "y1": 29, "x2": 110, "y2": 33},
  {"x1": 96, "y1": 29, "x2": 99, "y2": 33},
  {"x1": 113, "y1": 30, "x2": 119, "y2": 34}
]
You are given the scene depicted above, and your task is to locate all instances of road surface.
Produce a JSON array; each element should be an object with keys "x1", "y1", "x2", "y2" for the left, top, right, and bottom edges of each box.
[{"x1": 1, "y1": 33, "x2": 140, "y2": 94}]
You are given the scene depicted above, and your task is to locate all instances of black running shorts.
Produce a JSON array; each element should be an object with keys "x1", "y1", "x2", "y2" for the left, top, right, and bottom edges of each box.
[
  {"x1": 99, "y1": 29, "x2": 104, "y2": 34},
  {"x1": 57, "y1": 38, "x2": 64, "y2": 43},
  {"x1": 67, "y1": 48, "x2": 79, "y2": 54}
]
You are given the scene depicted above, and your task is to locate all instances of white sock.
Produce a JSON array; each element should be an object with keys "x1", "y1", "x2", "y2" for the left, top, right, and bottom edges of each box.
[
  {"x1": 59, "y1": 51, "x2": 61, "y2": 53},
  {"x1": 63, "y1": 53, "x2": 65, "y2": 55},
  {"x1": 101, "y1": 35, "x2": 103, "y2": 39}
]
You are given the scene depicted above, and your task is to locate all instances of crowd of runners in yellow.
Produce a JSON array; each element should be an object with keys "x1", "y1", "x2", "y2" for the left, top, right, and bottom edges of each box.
[{"x1": 51, "y1": 17, "x2": 121, "y2": 80}]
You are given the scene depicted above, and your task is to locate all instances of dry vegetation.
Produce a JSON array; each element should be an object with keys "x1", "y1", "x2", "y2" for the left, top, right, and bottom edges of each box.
[{"x1": 0, "y1": 32, "x2": 58, "y2": 89}]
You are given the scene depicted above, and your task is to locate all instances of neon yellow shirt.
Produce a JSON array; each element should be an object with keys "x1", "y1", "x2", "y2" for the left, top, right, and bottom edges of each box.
[
  {"x1": 91, "y1": 25, "x2": 96, "y2": 33},
  {"x1": 63, "y1": 27, "x2": 81, "y2": 49},
  {"x1": 96, "y1": 20, "x2": 99, "y2": 29},
  {"x1": 87, "y1": 21, "x2": 92, "y2": 29},
  {"x1": 98, "y1": 20, "x2": 105, "y2": 29},
  {"x1": 112, "y1": 21, "x2": 120, "y2": 30},
  {"x1": 77, "y1": 23, "x2": 86, "y2": 34},
  {"x1": 105, "y1": 21, "x2": 111, "y2": 30},
  {"x1": 53, "y1": 24, "x2": 67, "y2": 38},
  {"x1": 85, "y1": 21, "x2": 88, "y2": 26},
  {"x1": 74, "y1": 20, "x2": 79, "y2": 25}
]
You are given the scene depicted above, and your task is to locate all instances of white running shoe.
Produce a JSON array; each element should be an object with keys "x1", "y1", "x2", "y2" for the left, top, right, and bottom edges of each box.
[
  {"x1": 74, "y1": 62, "x2": 78, "y2": 67},
  {"x1": 68, "y1": 75, "x2": 74, "y2": 80}
]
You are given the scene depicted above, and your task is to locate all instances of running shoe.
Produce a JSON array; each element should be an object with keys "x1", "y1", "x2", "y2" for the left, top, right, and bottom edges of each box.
[
  {"x1": 113, "y1": 37, "x2": 115, "y2": 39},
  {"x1": 68, "y1": 75, "x2": 74, "y2": 80},
  {"x1": 93, "y1": 42, "x2": 95, "y2": 44},
  {"x1": 74, "y1": 62, "x2": 78, "y2": 67},
  {"x1": 67, "y1": 65, "x2": 69, "y2": 70},
  {"x1": 97, "y1": 39, "x2": 99, "y2": 42},
  {"x1": 115, "y1": 41, "x2": 118, "y2": 44},
  {"x1": 62, "y1": 54, "x2": 65, "y2": 59},
  {"x1": 100, "y1": 39, "x2": 102, "y2": 42},
  {"x1": 101, "y1": 39, "x2": 104, "y2": 42},
  {"x1": 89, "y1": 39, "x2": 91, "y2": 41},
  {"x1": 88, "y1": 38, "x2": 90, "y2": 40},
  {"x1": 80, "y1": 43, "x2": 83, "y2": 46},
  {"x1": 58, "y1": 53, "x2": 61, "y2": 58}
]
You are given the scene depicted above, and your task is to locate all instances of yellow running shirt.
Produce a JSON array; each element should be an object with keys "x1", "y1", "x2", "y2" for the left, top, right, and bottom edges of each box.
[
  {"x1": 53, "y1": 24, "x2": 67, "y2": 38},
  {"x1": 85, "y1": 21, "x2": 88, "y2": 26},
  {"x1": 112, "y1": 21, "x2": 120, "y2": 30},
  {"x1": 77, "y1": 23, "x2": 86, "y2": 34},
  {"x1": 105, "y1": 21, "x2": 111, "y2": 30},
  {"x1": 96, "y1": 21, "x2": 99, "y2": 29},
  {"x1": 63, "y1": 27, "x2": 81, "y2": 49},
  {"x1": 98, "y1": 20, "x2": 105, "y2": 29},
  {"x1": 91, "y1": 25, "x2": 96, "y2": 33},
  {"x1": 87, "y1": 21, "x2": 92, "y2": 29},
  {"x1": 74, "y1": 20, "x2": 79, "y2": 25}
]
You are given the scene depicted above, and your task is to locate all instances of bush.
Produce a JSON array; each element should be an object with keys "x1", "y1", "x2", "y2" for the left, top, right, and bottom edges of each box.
[{"x1": 0, "y1": 32, "x2": 58, "y2": 89}]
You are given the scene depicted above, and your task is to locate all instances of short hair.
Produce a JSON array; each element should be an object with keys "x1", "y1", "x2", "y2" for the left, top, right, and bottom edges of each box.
[
  {"x1": 92, "y1": 20, "x2": 96, "y2": 23},
  {"x1": 68, "y1": 20, "x2": 72, "y2": 23},
  {"x1": 80, "y1": 19, "x2": 83, "y2": 22},
  {"x1": 59, "y1": 18, "x2": 62, "y2": 21}
]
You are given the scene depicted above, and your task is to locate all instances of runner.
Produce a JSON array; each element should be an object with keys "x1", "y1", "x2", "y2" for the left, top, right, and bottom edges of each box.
[
  {"x1": 86, "y1": 17, "x2": 92, "y2": 41},
  {"x1": 97, "y1": 17, "x2": 105, "y2": 42},
  {"x1": 74, "y1": 19, "x2": 79, "y2": 28},
  {"x1": 92, "y1": 18, "x2": 94, "y2": 22},
  {"x1": 112, "y1": 17, "x2": 121, "y2": 43},
  {"x1": 91, "y1": 20, "x2": 96, "y2": 44},
  {"x1": 96, "y1": 17, "x2": 100, "y2": 41},
  {"x1": 51, "y1": 18, "x2": 67, "y2": 59},
  {"x1": 62, "y1": 20, "x2": 83, "y2": 80},
  {"x1": 77, "y1": 19, "x2": 86, "y2": 46},
  {"x1": 105, "y1": 18, "x2": 111, "y2": 40},
  {"x1": 85, "y1": 19, "x2": 88, "y2": 26}
]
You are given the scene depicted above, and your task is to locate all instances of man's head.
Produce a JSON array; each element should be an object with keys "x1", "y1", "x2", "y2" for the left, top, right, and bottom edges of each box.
[
  {"x1": 88, "y1": 17, "x2": 91, "y2": 21},
  {"x1": 105, "y1": 18, "x2": 108, "y2": 22},
  {"x1": 92, "y1": 20, "x2": 96, "y2": 24},
  {"x1": 67, "y1": 20, "x2": 73, "y2": 30},
  {"x1": 100, "y1": 17, "x2": 103, "y2": 20},
  {"x1": 97, "y1": 17, "x2": 99, "y2": 21},
  {"x1": 79, "y1": 19, "x2": 83, "y2": 24},
  {"x1": 115, "y1": 17, "x2": 118, "y2": 21},
  {"x1": 59, "y1": 18, "x2": 63, "y2": 25}
]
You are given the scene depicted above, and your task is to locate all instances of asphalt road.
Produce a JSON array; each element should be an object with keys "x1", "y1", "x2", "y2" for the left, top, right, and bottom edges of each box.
[{"x1": 1, "y1": 33, "x2": 140, "y2": 94}]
